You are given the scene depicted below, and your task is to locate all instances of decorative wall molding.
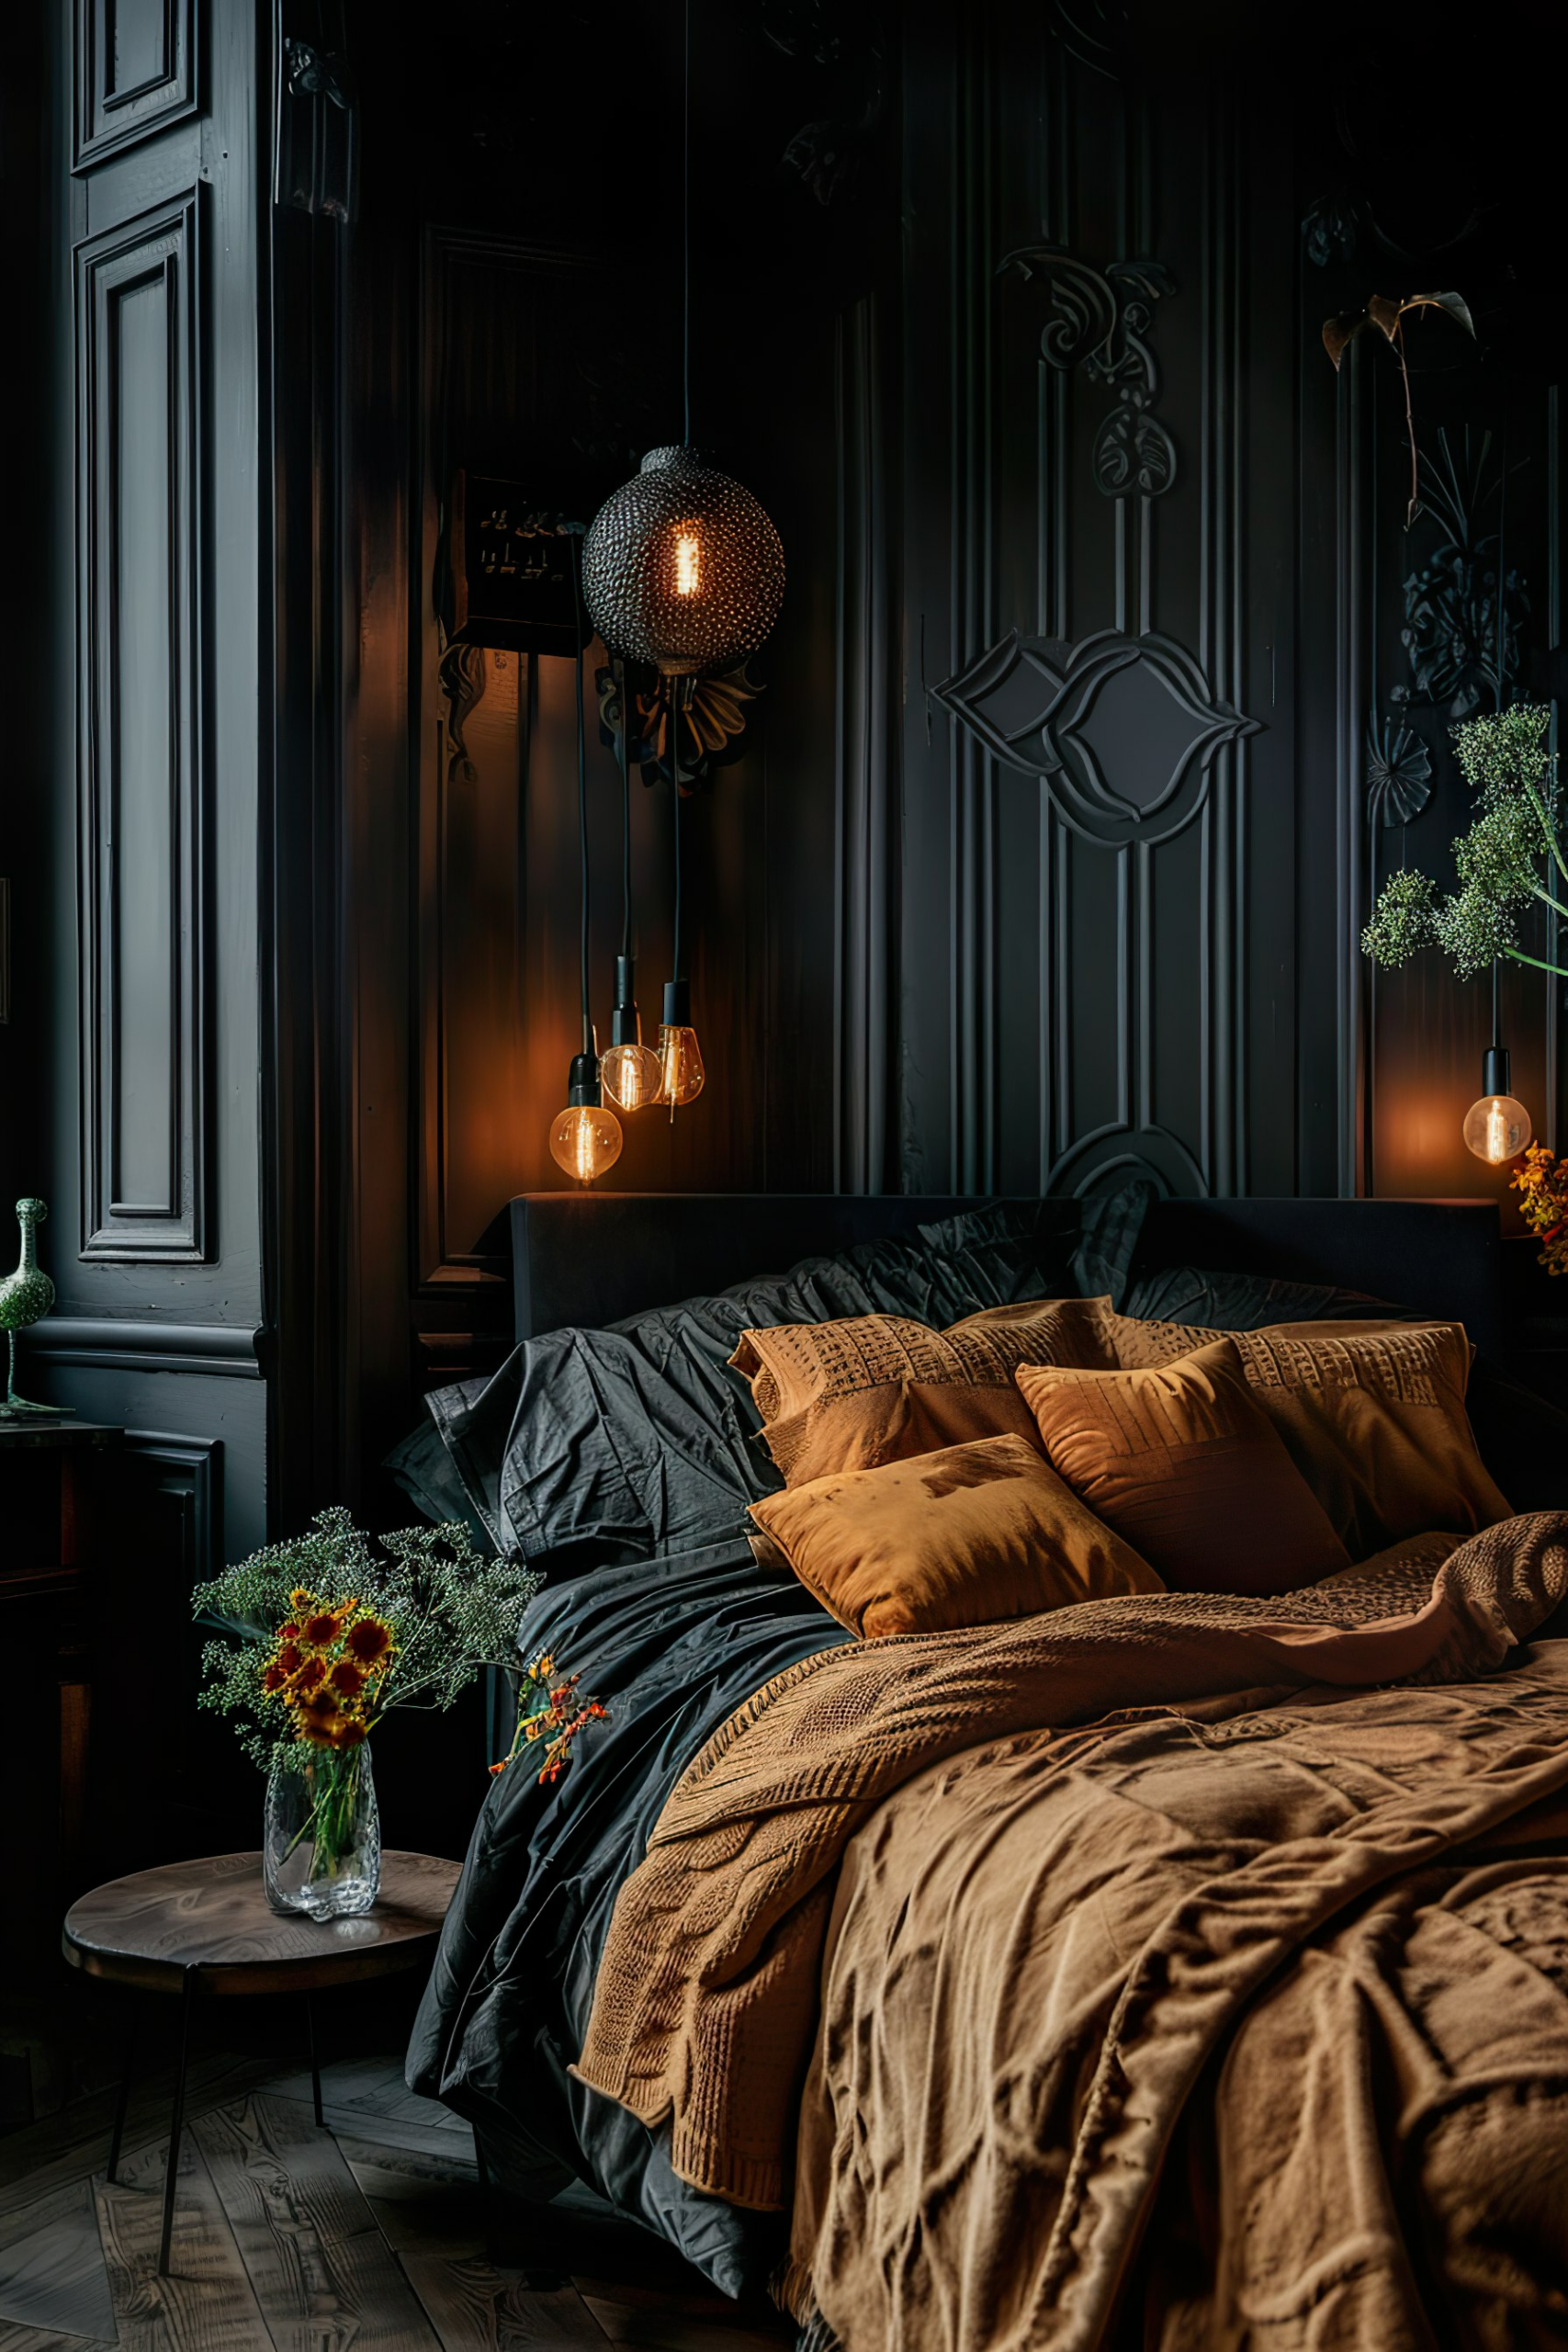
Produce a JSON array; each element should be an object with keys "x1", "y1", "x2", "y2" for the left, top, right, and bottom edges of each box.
[
  {"x1": 933, "y1": 628, "x2": 1259, "y2": 848},
  {"x1": 416, "y1": 227, "x2": 606, "y2": 1291},
  {"x1": 834, "y1": 293, "x2": 896, "y2": 1193},
  {"x1": 28, "y1": 1318, "x2": 260, "y2": 1378},
  {"x1": 124, "y1": 1429, "x2": 223, "y2": 1581},
  {"x1": 73, "y1": 0, "x2": 199, "y2": 171},
  {"x1": 76, "y1": 187, "x2": 211, "y2": 1263},
  {"x1": 998, "y1": 246, "x2": 1178, "y2": 501}
]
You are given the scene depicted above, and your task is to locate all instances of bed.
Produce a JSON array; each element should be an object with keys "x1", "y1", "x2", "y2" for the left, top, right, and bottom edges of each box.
[{"x1": 403, "y1": 1190, "x2": 1568, "y2": 2349}]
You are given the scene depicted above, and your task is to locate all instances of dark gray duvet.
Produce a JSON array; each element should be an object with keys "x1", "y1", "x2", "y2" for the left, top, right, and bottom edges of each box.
[{"x1": 405, "y1": 1526, "x2": 852, "y2": 2294}]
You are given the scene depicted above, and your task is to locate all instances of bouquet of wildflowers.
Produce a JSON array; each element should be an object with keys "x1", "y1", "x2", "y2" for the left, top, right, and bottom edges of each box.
[
  {"x1": 193, "y1": 1508, "x2": 548, "y2": 1771},
  {"x1": 194, "y1": 1510, "x2": 605, "y2": 1909}
]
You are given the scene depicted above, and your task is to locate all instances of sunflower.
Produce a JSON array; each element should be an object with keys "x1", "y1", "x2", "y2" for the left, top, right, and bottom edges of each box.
[
  {"x1": 302, "y1": 1608, "x2": 345, "y2": 1648},
  {"x1": 330, "y1": 1659, "x2": 366, "y2": 1699},
  {"x1": 295, "y1": 1656, "x2": 327, "y2": 1691},
  {"x1": 276, "y1": 1642, "x2": 303, "y2": 1676},
  {"x1": 261, "y1": 1664, "x2": 288, "y2": 1693},
  {"x1": 329, "y1": 1719, "x2": 367, "y2": 1750},
  {"x1": 344, "y1": 1615, "x2": 395, "y2": 1668}
]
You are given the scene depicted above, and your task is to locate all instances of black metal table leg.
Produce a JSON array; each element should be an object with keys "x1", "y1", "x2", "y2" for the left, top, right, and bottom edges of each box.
[
  {"x1": 305, "y1": 1991, "x2": 323, "y2": 2127},
  {"x1": 156, "y1": 1971, "x2": 195, "y2": 2277},
  {"x1": 106, "y1": 2007, "x2": 139, "y2": 2185}
]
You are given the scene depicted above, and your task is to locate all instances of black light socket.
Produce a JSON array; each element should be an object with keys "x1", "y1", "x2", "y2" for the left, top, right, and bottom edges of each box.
[
  {"x1": 567, "y1": 1051, "x2": 602, "y2": 1107},
  {"x1": 1482, "y1": 1045, "x2": 1512, "y2": 1099},
  {"x1": 610, "y1": 954, "x2": 642, "y2": 1046},
  {"x1": 661, "y1": 977, "x2": 692, "y2": 1028}
]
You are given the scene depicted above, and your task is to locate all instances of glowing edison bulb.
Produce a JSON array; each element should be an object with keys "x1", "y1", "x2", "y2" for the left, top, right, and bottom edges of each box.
[
  {"x1": 548, "y1": 1053, "x2": 622, "y2": 1183},
  {"x1": 658, "y1": 1024, "x2": 705, "y2": 1113},
  {"x1": 1462, "y1": 1092, "x2": 1531, "y2": 1165},
  {"x1": 601, "y1": 1041, "x2": 662, "y2": 1112},
  {"x1": 549, "y1": 1102, "x2": 623, "y2": 1183},
  {"x1": 674, "y1": 532, "x2": 700, "y2": 597}
]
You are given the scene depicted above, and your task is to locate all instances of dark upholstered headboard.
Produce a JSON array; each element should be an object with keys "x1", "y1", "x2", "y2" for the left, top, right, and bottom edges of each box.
[{"x1": 509, "y1": 1194, "x2": 1503, "y2": 1355}]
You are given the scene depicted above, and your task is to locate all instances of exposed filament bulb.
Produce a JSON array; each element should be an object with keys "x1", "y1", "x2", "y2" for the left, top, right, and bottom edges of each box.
[{"x1": 674, "y1": 532, "x2": 701, "y2": 596}]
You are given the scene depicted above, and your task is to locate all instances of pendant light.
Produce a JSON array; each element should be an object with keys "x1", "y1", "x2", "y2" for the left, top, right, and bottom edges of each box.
[
  {"x1": 1462, "y1": 1047, "x2": 1531, "y2": 1164},
  {"x1": 1463, "y1": 964, "x2": 1530, "y2": 1165},
  {"x1": 547, "y1": 536, "x2": 623, "y2": 1185},
  {"x1": 581, "y1": 0, "x2": 784, "y2": 682},
  {"x1": 657, "y1": 697, "x2": 705, "y2": 1121},
  {"x1": 599, "y1": 660, "x2": 663, "y2": 1114},
  {"x1": 1460, "y1": 443, "x2": 1530, "y2": 1171}
]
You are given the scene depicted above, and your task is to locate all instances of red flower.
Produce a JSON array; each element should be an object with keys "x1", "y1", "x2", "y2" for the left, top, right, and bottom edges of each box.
[
  {"x1": 278, "y1": 1623, "x2": 299, "y2": 1642},
  {"x1": 277, "y1": 1644, "x2": 302, "y2": 1676},
  {"x1": 302, "y1": 1611, "x2": 343, "y2": 1647},
  {"x1": 330, "y1": 1660, "x2": 366, "y2": 1699},
  {"x1": 261, "y1": 1665, "x2": 288, "y2": 1692},
  {"x1": 297, "y1": 1657, "x2": 327, "y2": 1690},
  {"x1": 345, "y1": 1616, "x2": 394, "y2": 1667}
]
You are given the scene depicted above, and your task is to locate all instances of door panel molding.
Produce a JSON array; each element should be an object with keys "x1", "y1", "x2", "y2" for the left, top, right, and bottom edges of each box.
[{"x1": 75, "y1": 187, "x2": 211, "y2": 1262}]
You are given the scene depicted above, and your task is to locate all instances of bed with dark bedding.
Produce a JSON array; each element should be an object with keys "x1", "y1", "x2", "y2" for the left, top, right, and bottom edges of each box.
[{"x1": 400, "y1": 1190, "x2": 1568, "y2": 2347}]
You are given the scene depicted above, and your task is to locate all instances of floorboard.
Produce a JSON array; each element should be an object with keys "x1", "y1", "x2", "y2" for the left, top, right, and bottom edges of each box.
[
  {"x1": 400, "y1": 2254, "x2": 615, "y2": 2349},
  {"x1": 193, "y1": 2097, "x2": 439, "y2": 2352},
  {"x1": 337, "y1": 2138, "x2": 486, "y2": 2260},
  {"x1": 0, "y1": 2050, "x2": 801, "y2": 2352},
  {"x1": 95, "y1": 2133, "x2": 275, "y2": 2352},
  {"x1": 0, "y1": 2177, "x2": 118, "y2": 2343}
]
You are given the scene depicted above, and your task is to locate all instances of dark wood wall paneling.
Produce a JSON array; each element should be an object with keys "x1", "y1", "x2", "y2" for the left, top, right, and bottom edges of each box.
[
  {"x1": 28, "y1": 0, "x2": 269, "y2": 1579},
  {"x1": 333, "y1": 1, "x2": 891, "y2": 1510},
  {"x1": 897, "y1": 6, "x2": 1298, "y2": 1204},
  {"x1": 23, "y1": 0, "x2": 1568, "y2": 1559},
  {"x1": 1293, "y1": 30, "x2": 1567, "y2": 1216}
]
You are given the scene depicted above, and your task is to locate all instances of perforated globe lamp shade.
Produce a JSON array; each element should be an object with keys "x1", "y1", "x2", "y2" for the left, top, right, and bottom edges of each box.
[{"x1": 581, "y1": 447, "x2": 784, "y2": 678}]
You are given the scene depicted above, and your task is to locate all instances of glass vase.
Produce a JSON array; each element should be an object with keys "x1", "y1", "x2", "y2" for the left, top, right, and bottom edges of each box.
[{"x1": 264, "y1": 1743, "x2": 380, "y2": 1920}]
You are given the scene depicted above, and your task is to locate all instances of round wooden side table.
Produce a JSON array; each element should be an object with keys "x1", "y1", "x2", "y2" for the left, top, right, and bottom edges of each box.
[{"x1": 63, "y1": 1849, "x2": 460, "y2": 2275}]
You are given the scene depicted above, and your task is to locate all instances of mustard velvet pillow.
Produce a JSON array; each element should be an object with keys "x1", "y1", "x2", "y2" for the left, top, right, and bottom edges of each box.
[
  {"x1": 748, "y1": 1433, "x2": 1163, "y2": 1638},
  {"x1": 728, "y1": 1301, "x2": 1107, "y2": 1487},
  {"x1": 1084, "y1": 1309, "x2": 1511, "y2": 1556},
  {"x1": 1015, "y1": 1337, "x2": 1353, "y2": 1596}
]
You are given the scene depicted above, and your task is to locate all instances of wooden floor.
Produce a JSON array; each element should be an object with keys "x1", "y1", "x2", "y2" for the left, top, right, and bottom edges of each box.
[{"x1": 0, "y1": 2006, "x2": 796, "y2": 2352}]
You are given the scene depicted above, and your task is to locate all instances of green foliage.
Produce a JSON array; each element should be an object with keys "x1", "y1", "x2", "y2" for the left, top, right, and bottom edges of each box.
[
  {"x1": 1360, "y1": 704, "x2": 1568, "y2": 985},
  {"x1": 1361, "y1": 868, "x2": 1438, "y2": 967},
  {"x1": 194, "y1": 1507, "x2": 542, "y2": 1774}
]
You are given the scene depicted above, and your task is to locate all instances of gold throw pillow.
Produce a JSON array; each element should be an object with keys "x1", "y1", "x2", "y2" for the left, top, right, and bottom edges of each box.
[
  {"x1": 749, "y1": 1433, "x2": 1163, "y2": 1638},
  {"x1": 1016, "y1": 1338, "x2": 1353, "y2": 1595},
  {"x1": 1092, "y1": 1310, "x2": 1510, "y2": 1555},
  {"x1": 729, "y1": 1299, "x2": 1111, "y2": 1487}
]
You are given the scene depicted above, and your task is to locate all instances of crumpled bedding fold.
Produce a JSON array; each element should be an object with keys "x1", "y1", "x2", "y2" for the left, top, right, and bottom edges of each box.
[{"x1": 570, "y1": 1512, "x2": 1568, "y2": 2347}]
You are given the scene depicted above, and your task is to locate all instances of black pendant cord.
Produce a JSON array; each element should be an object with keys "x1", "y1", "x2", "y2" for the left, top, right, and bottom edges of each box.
[
  {"x1": 570, "y1": 534, "x2": 592, "y2": 1057},
  {"x1": 682, "y1": 0, "x2": 692, "y2": 448},
  {"x1": 1489, "y1": 421, "x2": 1508, "y2": 1060},
  {"x1": 671, "y1": 690, "x2": 684, "y2": 982},
  {"x1": 618, "y1": 668, "x2": 633, "y2": 962}
]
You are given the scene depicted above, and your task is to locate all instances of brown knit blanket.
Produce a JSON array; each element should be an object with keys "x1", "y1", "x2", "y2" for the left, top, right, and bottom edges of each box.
[{"x1": 573, "y1": 1516, "x2": 1568, "y2": 2258}]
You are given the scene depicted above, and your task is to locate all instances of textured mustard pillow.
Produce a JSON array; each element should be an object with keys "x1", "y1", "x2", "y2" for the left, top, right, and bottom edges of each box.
[
  {"x1": 1089, "y1": 1310, "x2": 1510, "y2": 1556},
  {"x1": 1016, "y1": 1338, "x2": 1352, "y2": 1595},
  {"x1": 729, "y1": 1300, "x2": 1110, "y2": 1487},
  {"x1": 748, "y1": 1433, "x2": 1163, "y2": 1638}
]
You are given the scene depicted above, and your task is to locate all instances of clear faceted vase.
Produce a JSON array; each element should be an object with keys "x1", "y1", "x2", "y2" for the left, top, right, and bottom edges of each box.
[{"x1": 264, "y1": 1743, "x2": 380, "y2": 1920}]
